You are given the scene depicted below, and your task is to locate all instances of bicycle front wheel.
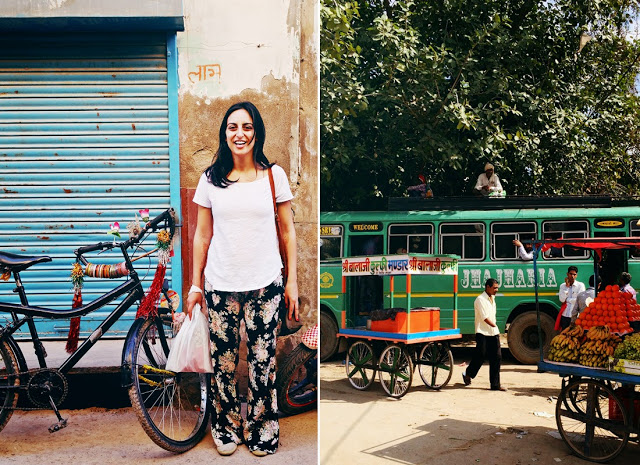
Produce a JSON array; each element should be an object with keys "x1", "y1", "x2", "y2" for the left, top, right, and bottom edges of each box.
[
  {"x1": 128, "y1": 318, "x2": 211, "y2": 453},
  {"x1": 0, "y1": 339, "x2": 19, "y2": 433}
]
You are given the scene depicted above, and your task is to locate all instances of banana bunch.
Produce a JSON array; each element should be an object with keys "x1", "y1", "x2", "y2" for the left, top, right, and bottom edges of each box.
[
  {"x1": 586, "y1": 325, "x2": 611, "y2": 341},
  {"x1": 578, "y1": 326, "x2": 621, "y2": 368},
  {"x1": 548, "y1": 324, "x2": 585, "y2": 363},
  {"x1": 562, "y1": 324, "x2": 584, "y2": 338},
  {"x1": 548, "y1": 333, "x2": 580, "y2": 363}
]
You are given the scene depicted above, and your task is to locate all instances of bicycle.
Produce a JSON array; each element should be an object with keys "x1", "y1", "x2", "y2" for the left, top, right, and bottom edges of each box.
[
  {"x1": 276, "y1": 324, "x2": 318, "y2": 416},
  {"x1": 0, "y1": 208, "x2": 211, "y2": 453}
]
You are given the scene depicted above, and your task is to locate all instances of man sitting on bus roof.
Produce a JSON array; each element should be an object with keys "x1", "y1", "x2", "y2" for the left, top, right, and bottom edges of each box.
[{"x1": 474, "y1": 163, "x2": 505, "y2": 197}]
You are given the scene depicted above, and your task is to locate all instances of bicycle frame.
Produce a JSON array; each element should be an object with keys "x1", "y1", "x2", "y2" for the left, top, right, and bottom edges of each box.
[
  {"x1": 0, "y1": 208, "x2": 175, "y2": 377},
  {"x1": 0, "y1": 275, "x2": 144, "y2": 375}
]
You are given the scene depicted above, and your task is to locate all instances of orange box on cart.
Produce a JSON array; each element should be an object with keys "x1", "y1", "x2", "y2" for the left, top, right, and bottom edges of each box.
[{"x1": 371, "y1": 307, "x2": 440, "y2": 333}]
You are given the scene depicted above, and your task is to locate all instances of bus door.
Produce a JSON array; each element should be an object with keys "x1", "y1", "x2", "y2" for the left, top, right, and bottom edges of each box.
[
  {"x1": 594, "y1": 222, "x2": 628, "y2": 288},
  {"x1": 348, "y1": 224, "x2": 384, "y2": 327}
]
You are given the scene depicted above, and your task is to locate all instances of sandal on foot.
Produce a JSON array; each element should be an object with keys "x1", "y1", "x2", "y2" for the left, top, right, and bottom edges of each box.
[{"x1": 216, "y1": 443, "x2": 238, "y2": 456}]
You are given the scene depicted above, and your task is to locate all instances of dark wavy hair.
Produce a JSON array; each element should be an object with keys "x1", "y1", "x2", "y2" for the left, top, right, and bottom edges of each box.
[{"x1": 205, "y1": 101, "x2": 272, "y2": 187}]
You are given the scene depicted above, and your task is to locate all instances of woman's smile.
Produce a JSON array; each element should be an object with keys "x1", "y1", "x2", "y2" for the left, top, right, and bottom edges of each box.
[{"x1": 226, "y1": 109, "x2": 256, "y2": 156}]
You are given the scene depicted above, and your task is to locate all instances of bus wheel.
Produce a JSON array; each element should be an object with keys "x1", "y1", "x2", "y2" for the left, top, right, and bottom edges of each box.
[
  {"x1": 507, "y1": 311, "x2": 554, "y2": 365},
  {"x1": 320, "y1": 311, "x2": 339, "y2": 362}
]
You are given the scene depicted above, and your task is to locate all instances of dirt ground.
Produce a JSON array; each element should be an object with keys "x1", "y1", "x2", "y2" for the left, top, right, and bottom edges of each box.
[
  {"x1": 0, "y1": 407, "x2": 317, "y2": 464},
  {"x1": 320, "y1": 345, "x2": 640, "y2": 465}
]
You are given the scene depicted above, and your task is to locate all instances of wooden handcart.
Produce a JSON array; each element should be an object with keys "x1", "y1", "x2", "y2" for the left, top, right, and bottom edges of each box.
[
  {"x1": 532, "y1": 238, "x2": 640, "y2": 462},
  {"x1": 338, "y1": 254, "x2": 461, "y2": 398}
]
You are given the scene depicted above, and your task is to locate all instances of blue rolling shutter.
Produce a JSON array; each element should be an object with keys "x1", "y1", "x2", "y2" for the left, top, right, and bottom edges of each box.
[{"x1": 0, "y1": 32, "x2": 177, "y2": 337}]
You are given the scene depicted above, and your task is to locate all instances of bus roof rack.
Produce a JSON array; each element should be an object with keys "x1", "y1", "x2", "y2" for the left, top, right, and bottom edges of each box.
[{"x1": 387, "y1": 195, "x2": 631, "y2": 211}]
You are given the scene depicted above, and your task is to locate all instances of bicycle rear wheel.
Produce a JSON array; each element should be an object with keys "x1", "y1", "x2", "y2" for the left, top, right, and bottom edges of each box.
[
  {"x1": 0, "y1": 339, "x2": 19, "y2": 433},
  {"x1": 276, "y1": 344, "x2": 317, "y2": 416},
  {"x1": 128, "y1": 318, "x2": 211, "y2": 453}
]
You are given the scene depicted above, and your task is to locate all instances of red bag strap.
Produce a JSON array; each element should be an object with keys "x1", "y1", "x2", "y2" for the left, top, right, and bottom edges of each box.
[
  {"x1": 268, "y1": 167, "x2": 288, "y2": 279},
  {"x1": 268, "y1": 166, "x2": 278, "y2": 218}
]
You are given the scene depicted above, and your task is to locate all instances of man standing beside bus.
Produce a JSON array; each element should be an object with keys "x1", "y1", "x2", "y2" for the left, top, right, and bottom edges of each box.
[
  {"x1": 462, "y1": 278, "x2": 506, "y2": 391},
  {"x1": 620, "y1": 272, "x2": 636, "y2": 300},
  {"x1": 558, "y1": 266, "x2": 585, "y2": 330},
  {"x1": 576, "y1": 275, "x2": 596, "y2": 322}
]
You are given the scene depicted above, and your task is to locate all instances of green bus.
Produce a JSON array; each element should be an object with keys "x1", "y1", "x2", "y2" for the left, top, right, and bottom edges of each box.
[{"x1": 319, "y1": 197, "x2": 640, "y2": 364}]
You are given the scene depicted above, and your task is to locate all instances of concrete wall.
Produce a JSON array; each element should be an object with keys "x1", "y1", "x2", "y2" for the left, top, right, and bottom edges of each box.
[{"x1": 177, "y1": 0, "x2": 318, "y2": 372}]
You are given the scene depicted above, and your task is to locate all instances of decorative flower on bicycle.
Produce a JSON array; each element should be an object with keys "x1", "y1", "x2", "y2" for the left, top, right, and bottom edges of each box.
[
  {"x1": 127, "y1": 217, "x2": 142, "y2": 238},
  {"x1": 108, "y1": 222, "x2": 121, "y2": 238},
  {"x1": 139, "y1": 208, "x2": 149, "y2": 222},
  {"x1": 70, "y1": 262, "x2": 84, "y2": 292},
  {"x1": 156, "y1": 229, "x2": 172, "y2": 265}
]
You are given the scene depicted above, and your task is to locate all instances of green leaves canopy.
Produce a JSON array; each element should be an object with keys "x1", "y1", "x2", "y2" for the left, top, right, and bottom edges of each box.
[{"x1": 321, "y1": 0, "x2": 640, "y2": 210}]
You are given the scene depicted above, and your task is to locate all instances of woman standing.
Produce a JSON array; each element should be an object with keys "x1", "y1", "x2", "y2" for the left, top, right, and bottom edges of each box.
[{"x1": 186, "y1": 101, "x2": 298, "y2": 456}]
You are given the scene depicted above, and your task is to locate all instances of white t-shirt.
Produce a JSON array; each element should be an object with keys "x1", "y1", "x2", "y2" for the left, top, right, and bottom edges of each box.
[{"x1": 193, "y1": 165, "x2": 294, "y2": 292}]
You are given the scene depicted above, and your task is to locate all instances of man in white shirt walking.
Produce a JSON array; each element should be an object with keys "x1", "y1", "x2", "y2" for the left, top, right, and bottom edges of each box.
[
  {"x1": 558, "y1": 266, "x2": 585, "y2": 330},
  {"x1": 462, "y1": 279, "x2": 506, "y2": 391}
]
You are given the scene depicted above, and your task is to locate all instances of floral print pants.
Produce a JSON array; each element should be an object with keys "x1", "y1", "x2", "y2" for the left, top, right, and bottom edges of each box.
[{"x1": 204, "y1": 275, "x2": 282, "y2": 454}]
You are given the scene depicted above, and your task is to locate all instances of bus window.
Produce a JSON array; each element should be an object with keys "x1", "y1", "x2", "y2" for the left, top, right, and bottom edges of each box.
[
  {"x1": 388, "y1": 224, "x2": 433, "y2": 255},
  {"x1": 630, "y1": 220, "x2": 640, "y2": 259},
  {"x1": 439, "y1": 223, "x2": 485, "y2": 260},
  {"x1": 350, "y1": 235, "x2": 383, "y2": 256},
  {"x1": 542, "y1": 220, "x2": 589, "y2": 259},
  {"x1": 320, "y1": 225, "x2": 343, "y2": 260},
  {"x1": 491, "y1": 222, "x2": 537, "y2": 260}
]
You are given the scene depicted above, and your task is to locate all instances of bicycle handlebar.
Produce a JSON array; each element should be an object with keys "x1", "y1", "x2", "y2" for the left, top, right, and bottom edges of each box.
[{"x1": 74, "y1": 208, "x2": 177, "y2": 265}]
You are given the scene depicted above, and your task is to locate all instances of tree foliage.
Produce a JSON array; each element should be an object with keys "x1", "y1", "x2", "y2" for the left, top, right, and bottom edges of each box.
[{"x1": 320, "y1": 0, "x2": 640, "y2": 210}]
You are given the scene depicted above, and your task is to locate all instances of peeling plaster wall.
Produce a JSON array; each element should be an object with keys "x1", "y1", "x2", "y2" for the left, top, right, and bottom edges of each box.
[{"x1": 177, "y1": 0, "x2": 318, "y2": 384}]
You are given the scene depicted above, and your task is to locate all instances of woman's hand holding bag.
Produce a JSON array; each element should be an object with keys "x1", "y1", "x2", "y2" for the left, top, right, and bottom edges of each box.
[{"x1": 165, "y1": 304, "x2": 213, "y2": 373}]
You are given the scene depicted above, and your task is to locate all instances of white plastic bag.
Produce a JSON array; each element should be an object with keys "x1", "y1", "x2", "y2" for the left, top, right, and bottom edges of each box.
[{"x1": 165, "y1": 304, "x2": 213, "y2": 373}]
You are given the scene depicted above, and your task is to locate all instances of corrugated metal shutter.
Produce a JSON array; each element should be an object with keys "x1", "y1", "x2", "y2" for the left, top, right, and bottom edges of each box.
[{"x1": 0, "y1": 32, "x2": 176, "y2": 338}]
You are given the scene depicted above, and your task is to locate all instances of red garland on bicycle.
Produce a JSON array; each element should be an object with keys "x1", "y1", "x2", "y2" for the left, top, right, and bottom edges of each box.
[
  {"x1": 66, "y1": 262, "x2": 85, "y2": 353},
  {"x1": 135, "y1": 229, "x2": 173, "y2": 319}
]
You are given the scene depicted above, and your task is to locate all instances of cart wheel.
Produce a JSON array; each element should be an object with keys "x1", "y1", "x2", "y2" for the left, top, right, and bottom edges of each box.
[
  {"x1": 345, "y1": 341, "x2": 377, "y2": 390},
  {"x1": 561, "y1": 375, "x2": 586, "y2": 415},
  {"x1": 417, "y1": 342, "x2": 454, "y2": 390},
  {"x1": 378, "y1": 345, "x2": 413, "y2": 398},
  {"x1": 556, "y1": 378, "x2": 629, "y2": 463}
]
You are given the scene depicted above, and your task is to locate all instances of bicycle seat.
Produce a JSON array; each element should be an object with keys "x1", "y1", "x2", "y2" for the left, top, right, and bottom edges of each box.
[{"x1": 0, "y1": 251, "x2": 52, "y2": 272}]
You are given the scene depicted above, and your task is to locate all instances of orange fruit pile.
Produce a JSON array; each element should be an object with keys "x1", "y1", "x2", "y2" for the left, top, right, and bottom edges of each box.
[
  {"x1": 575, "y1": 284, "x2": 634, "y2": 334},
  {"x1": 629, "y1": 300, "x2": 640, "y2": 322}
]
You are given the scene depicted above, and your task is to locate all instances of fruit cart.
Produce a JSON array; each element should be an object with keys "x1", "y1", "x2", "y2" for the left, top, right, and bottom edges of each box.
[
  {"x1": 530, "y1": 237, "x2": 640, "y2": 462},
  {"x1": 338, "y1": 253, "x2": 461, "y2": 398}
]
